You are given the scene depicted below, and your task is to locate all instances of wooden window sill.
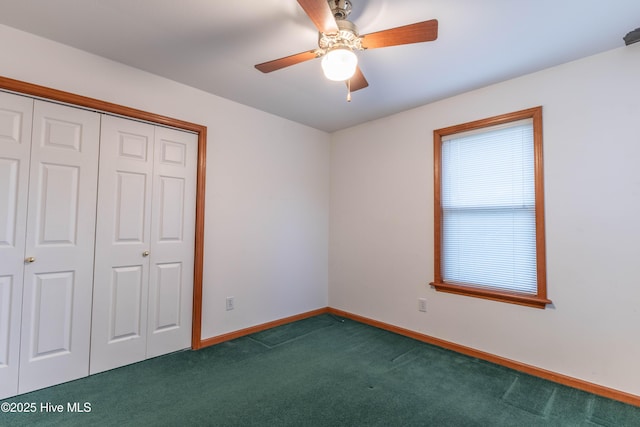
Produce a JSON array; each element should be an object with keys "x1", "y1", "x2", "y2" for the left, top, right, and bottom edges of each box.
[{"x1": 431, "y1": 281, "x2": 552, "y2": 309}]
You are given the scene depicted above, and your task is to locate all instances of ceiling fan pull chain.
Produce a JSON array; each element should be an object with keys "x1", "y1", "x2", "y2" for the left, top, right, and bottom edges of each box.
[{"x1": 347, "y1": 79, "x2": 352, "y2": 102}]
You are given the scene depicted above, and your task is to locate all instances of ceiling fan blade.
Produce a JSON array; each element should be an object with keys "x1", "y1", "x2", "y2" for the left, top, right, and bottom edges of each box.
[
  {"x1": 349, "y1": 66, "x2": 369, "y2": 92},
  {"x1": 255, "y1": 50, "x2": 317, "y2": 73},
  {"x1": 361, "y1": 19, "x2": 438, "y2": 49},
  {"x1": 297, "y1": 0, "x2": 339, "y2": 34}
]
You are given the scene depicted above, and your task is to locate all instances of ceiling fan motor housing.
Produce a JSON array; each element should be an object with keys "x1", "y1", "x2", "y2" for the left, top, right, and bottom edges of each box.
[
  {"x1": 317, "y1": 18, "x2": 362, "y2": 56},
  {"x1": 330, "y1": 0, "x2": 352, "y2": 20}
]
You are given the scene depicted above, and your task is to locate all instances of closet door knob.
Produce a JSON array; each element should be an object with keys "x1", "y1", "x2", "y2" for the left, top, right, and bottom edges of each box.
[
  {"x1": 25, "y1": 256, "x2": 36, "y2": 263},
  {"x1": 142, "y1": 251, "x2": 150, "y2": 257}
]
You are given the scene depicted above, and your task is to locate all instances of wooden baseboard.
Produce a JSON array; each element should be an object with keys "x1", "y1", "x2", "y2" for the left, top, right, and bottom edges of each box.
[
  {"x1": 327, "y1": 308, "x2": 640, "y2": 407},
  {"x1": 197, "y1": 306, "x2": 639, "y2": 407},
  {"x1": 199, "y1": 308, "x2": 329, "y2": 348}
]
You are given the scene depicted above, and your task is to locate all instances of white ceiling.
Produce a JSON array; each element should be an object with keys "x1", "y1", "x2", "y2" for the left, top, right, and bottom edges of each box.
[{"x1": 1, "y1": 0, "x2": 639, "y2": 132}]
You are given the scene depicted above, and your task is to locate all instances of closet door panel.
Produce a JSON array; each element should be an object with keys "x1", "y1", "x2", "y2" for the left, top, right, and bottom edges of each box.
[
  {"x1": 0, "y1": 158, "x2": 21, "y2": 246},
  {"x1": 146, "y1": 127, "x2": 196, "y2": 357},
  {"x1": 26, "y1": 271, "x2": 74, "y2": 357},
  {"x1": 19, "y1": 100, "x2": 99, "y2": 394},
  {"x1": 110, "y1": 265, "x2": 145, "y2": 340},
  {"x1": 150, "y1": 262, "x2": 182, "y2": 333},
  {"x1": 90, "y1": 115, "x2": 154, "y2": 374},
  {"x1": 0, "y1": 92, "x2": 33, "y2": 399},
  {"x1": 34, "y1": 163, "x2": 80, "y2": 244}
]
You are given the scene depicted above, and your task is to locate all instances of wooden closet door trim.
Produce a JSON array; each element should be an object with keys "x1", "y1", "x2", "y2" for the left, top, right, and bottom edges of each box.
[{"x1": 0, "y1": 76, "x2": 207, "y2": 350}]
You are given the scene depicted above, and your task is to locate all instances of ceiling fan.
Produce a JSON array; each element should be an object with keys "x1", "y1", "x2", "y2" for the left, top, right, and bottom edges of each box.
[{"x1": 255, "y1": 0, "x2": 438, "y2": 100}]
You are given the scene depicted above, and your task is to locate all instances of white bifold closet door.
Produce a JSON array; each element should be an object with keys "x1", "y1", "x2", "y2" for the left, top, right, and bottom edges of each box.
[
  {"x1": 90, "y1": 115, "x2": 196, "y2": 374},
  {"x1": 18, "y1": 100, "x2": 100, "y2": 394},
  {"x1": 146, "y1": 125, "x2": 196, "y2": 359},
  {"x1": 0, "y1": 92, "x2": 33, "y2": 399},
  {"x1": 0, "y1": 92, "x2": 100, "y2": 397}
]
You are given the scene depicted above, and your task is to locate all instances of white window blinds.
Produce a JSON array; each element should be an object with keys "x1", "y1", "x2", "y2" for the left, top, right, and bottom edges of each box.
[{"x1": 440, "y1": 119, "x2": 537, "y2": 294}]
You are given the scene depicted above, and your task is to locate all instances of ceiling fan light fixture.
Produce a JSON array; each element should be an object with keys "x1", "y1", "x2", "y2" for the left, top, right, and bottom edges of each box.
[{"x1": 321, "y1": 48, "x2": 358, "y2": 81}]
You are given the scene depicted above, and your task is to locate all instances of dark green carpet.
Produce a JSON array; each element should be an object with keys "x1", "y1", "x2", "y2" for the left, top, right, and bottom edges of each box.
[{"x1": 1, "y1": 314, "x2": 638, "y2": 426}]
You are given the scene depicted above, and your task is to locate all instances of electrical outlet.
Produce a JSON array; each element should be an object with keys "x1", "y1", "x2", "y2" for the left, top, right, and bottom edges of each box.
[
  {"x1": 418, "y1": 298, "x2": 427, "y2": 312},
  {"x1": 226, "y1": 296, "x2": 234, "y2": 311}
]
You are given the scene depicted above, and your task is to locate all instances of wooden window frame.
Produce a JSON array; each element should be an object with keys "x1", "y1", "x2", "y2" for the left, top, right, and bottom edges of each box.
[{"x1": 431, "y1": 106, "x2": 551, "y2": 309}]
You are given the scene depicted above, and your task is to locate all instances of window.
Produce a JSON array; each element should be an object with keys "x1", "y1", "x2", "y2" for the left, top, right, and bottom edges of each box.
[{"x1": 431, "y1": 107, "x2": 550, "y2": 308}]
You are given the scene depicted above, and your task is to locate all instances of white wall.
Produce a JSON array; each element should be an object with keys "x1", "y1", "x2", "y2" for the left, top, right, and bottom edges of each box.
[
  {"x1": 0, "y1": 24, "x2": 330, "y2": 339},
  {"x1": 330, "y1": 43, "x2": 640, "y2": 396}
]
